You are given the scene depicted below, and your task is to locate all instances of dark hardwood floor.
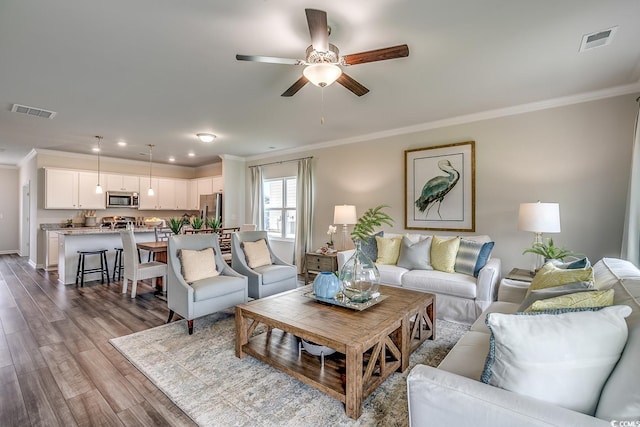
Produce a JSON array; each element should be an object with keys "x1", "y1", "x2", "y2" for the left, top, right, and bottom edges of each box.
[{"x1": 0, "y1": 253, "x2": 197, "y2": 426}]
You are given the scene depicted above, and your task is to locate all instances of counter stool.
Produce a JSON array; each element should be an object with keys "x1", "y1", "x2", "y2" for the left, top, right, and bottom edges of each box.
[
  {"x1": 113, "y1": 247, "x2": 124, "y2": 282},
  {"x1": 75, "y1": 249, "x2": 110, "y2": 287}
]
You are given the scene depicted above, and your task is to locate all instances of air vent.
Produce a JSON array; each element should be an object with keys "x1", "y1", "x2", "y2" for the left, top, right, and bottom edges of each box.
[
  {"x1": 579, "y1": 26, "x2": 618, "y2": 52},
  {"x1": 10, "y1": 103, "x2": 57, "y2": 119}
]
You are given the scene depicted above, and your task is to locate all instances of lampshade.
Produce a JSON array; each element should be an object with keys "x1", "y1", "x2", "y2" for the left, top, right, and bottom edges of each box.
[
  {"x1": 334, "y1": 205, "x2": 357, "y2": 225},
  {"x1": 303, "y1": 63, "x2": 342, "y2": 88},
  {"x1": 518, "y1": 202, "x2": 561, "y2": 233}
]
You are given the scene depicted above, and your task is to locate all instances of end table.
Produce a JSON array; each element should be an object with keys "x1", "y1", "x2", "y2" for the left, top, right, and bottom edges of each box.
[{"x1": 305, "y1": 252, "x2": 338, "y2": 285}]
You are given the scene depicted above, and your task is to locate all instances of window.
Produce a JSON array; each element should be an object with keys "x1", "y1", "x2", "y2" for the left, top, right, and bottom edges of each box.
[{"x1": 264, "y1": 177, "x2": 296, "y2": 240}]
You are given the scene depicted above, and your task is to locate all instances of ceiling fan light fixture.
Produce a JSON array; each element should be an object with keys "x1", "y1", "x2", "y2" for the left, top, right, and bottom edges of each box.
[
  {"x1": 197, "y1": 133, "x2": 216, "y2": 143},
  {"x1": 303, "y1": 63, "x2": 342, "y2": 87}
]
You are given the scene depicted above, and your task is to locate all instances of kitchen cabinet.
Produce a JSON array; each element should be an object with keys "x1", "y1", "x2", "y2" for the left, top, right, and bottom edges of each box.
[
  {"x1": 212, "y1": 175, "x2": 224, "y2": 193},
  {"x1": 46, "y1": 231, "x2": 59, "y2": 270},
  {"x1": 138, "y1": 177, "x2": 159, "y2": 209},
  {"x1": 105, "y1": 174, "x2": 139, "y2": 192},
  {"x1": 175, "y1": 179, "x2": 189, "y2": 210},
  {"x1": 187, "y1": 179, "x2": 199, "y2": 210},
  {"x1": 157, "y1": 178, "x2": 176, "y2": 209},
  {"x1": 197, "y1": 177, "x2": 214, "y2": 196},
  {"x1": 78, "y1": 171, "x2": 106, "y2": 209},
  {"x1": 45, "y1": 169, "x2": 78, "y2": 209}
]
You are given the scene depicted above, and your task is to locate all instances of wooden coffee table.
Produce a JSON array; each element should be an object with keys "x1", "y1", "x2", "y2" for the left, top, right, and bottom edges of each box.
[{"x1": 235, "y1": 285, "x2": 435, "y2": 419}]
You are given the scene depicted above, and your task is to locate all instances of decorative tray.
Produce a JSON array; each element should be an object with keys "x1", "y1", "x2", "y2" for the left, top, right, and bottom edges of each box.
[{"x1": 302, "y1": 291, "x2": 388, "y2": 311}]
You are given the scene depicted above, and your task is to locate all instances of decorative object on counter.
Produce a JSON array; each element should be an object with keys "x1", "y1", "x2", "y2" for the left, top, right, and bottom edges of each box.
[
  {"x1": 333, "y1": 205, "x2": 357, "y2": 250},
  {"x1": 168, "y1": 217, "x2": 184, "y2": 235},
  {"x1": 66, "y1": 218, "x2": 73, "y2": 227},
  {"x1": 206, "y1": 216, "x2": 222, "y2": 230},
  {"x1": 144, "y1": 217, "x2": 163, "y2": 227},
  {"x1": 147, "y1": 144, "x2": 155, "y2": 196},
  {"x1": 94, "y1": 136, "x2": 104, "y2": 194},
  {"x1": 326, "y1": 224, "x2": 336, "y2": 248},
  {"x1": 313, "y1": 271, "x2": 341, "y2": 299},
  {"x1": 190, "y1": 216, "x2": 204, "y2": 229},
  {"x1": 339, "y1": 205, "x2": 393, "y2": 303},
  {"x1": 84, "y1": 210, "x2": 97, "y2": 227}
]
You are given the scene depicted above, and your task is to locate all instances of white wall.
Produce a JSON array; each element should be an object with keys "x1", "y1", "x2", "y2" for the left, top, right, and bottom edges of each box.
[
  {"x1": 0, "y1": 166, "x2": 20, "y2": 253},
  {"x1": 246, "y1": 93, "x2": 639, "y2": 275}
]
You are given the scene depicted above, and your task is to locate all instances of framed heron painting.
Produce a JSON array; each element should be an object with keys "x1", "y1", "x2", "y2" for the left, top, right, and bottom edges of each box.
[{"x1": 404, "y1": 141, "x2": 475, "y2": 231}]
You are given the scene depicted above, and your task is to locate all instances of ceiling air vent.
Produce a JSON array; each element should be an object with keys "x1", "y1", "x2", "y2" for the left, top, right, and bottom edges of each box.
[
  {"x1": 10, "y1": 103, "x2": 57, "y2": 119},
  {"x1": 579, "y1": 26, "x2": 618, "y2": 52}
]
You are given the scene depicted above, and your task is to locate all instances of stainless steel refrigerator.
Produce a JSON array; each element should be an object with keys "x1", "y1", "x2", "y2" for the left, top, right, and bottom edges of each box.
[{"x1": 200, "y1": 193, "x2": 222, "y2": 224}]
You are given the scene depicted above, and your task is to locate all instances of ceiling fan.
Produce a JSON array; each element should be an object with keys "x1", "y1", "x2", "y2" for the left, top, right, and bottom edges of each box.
[{"x1": 236, "y1": 8, "x2": 409, "y2": 97}]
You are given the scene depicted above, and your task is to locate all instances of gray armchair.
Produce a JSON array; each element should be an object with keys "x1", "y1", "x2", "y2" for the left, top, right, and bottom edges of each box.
[
  {"x1": 167, "y1": 234, "x2": 248, "y2": 334},
  {"x1": 231, "y1": 231, "x2": 297, "y2": 299}
]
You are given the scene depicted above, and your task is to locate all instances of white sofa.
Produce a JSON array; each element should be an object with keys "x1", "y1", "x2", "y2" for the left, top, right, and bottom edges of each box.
[
  {"x1": 337, "y1": 233, "x2": 501, "y2": 325},
  {"x1": 407, "y1": 258, "x2": 640, "y2": 426}
]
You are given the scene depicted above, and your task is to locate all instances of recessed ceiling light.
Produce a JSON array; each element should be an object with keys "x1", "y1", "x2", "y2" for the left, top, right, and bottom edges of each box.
[
  {"x1": 117, "y1": 140, "x2": 127, "y2": 146},
  {"x1": 188, "y1": 152, "x2": 195, "y2": 157},
  {"x1": 168, "y1": 156, "x2": 175, "y2": 162},
  {"x1": 197, "y1": 133, "x2": 216, "y2": 143}
]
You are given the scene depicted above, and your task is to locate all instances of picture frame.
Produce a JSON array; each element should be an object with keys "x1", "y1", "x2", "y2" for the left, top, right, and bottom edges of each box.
[{"x1": 404, "y1": 141, "x2": 475, "y2": 231}]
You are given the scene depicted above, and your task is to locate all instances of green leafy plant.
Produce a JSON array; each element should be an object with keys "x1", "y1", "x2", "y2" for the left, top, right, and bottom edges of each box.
[
  {"x1": 190, "y1": 216, "x2": 204, "y2": 229},
  {"x1": 207, "y1": 216, "x2": 222, "y2": 230},
  {"x1": 522, "y1": 237, "x2": 581, "y2": 261},
  {"x1": 167, "y1": 217, "x2": 184, "y2": 235},
  {"x1": 350, "y1": 205, "x2": 394, "y2": 241}
]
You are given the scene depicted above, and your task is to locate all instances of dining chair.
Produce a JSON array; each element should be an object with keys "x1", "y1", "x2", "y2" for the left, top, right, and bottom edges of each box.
[
  {"x1": 231, "y1": 230, "x2": 297, "y2": 299},
  {"x1": 120, "y1": 230, "x2": 168, "y2": 298}
]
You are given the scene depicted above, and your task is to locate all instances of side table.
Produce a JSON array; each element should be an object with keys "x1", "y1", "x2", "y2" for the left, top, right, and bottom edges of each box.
[{"x1": 305, "y1": 252, "x2": 338, "y2": 285}]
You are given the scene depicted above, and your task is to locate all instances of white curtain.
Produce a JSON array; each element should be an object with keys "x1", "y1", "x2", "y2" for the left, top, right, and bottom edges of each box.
[
  {"x1": 250, "y1": 166, "x2": 264, "y2": 230},
  {"x1": 294, "y1": 158, "x2": 314, "y2": 274},
  {"x1": 621, "y1": 99, "x2": 640, "y2": 264}
]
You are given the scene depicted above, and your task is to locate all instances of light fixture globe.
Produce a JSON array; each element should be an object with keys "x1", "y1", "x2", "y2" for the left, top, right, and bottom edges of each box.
[
  {"x1": 303, "y1": 63, "x2": 342, "y2": 87},
  {"x1": 197, "y1": 133, "x2": 216, "y2": 143}
]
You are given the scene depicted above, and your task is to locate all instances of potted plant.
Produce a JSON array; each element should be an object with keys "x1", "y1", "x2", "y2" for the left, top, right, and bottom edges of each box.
[
  {"x1": 340, "y1": 205, "x2": 394, "y2": 303},
  {"x1": 190, "y1": 216, "x2": 204, "y2": 230},
  {"x1": 522, "y1": 237, "x2": 581, "y2": 262},
  {"x1": 207, "y1": 216, "x2": 222, "y2": 230},
  {"x1": 168, "y1": 217, "x2": 184, "y2": 235}
]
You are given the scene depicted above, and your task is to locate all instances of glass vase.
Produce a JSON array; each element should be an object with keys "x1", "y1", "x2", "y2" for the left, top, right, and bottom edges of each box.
[
  {"x1": 338, "y1": 240, "x2": 380, "y2": 302},
  {"x1": 313, "y1": 271, "x2": 341, "y2": 299}
]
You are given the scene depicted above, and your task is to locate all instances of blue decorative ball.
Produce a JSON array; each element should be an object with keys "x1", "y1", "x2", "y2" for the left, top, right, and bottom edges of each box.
[{"x1": 313, "y1": 271, "x2": 340, "y2": 299}]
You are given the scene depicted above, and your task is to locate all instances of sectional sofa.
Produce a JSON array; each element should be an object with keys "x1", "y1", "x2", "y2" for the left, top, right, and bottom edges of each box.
[{"x1": 407, "y1": 257, "x2": 640, "y2": 426}]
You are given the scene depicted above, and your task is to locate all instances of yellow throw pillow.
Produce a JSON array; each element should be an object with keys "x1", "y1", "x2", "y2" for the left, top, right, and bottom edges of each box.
[
  {"x1": 530, "y1": 262, "x2": 594, "y2": 291},
  {"x1": 180, "y1": 247, "x2": 219, "y2": 283},
  {"x1": 375, "y1": 236, "x2": 402, "y2": 265},
  {"x1": 431, "y1": 236, "x2": 460, "y2": 273},
  {"x1": 525, "y1": 289, "x2": 614, "y2": 312},
  {"x1": 243, "y1": 239, "x2": 272, "y2": 269}
]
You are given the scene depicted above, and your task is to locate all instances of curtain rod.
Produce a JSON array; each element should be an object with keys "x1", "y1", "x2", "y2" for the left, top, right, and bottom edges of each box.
[{"x1": 248, "y1": 156, "x2": 313, "y2": 169}]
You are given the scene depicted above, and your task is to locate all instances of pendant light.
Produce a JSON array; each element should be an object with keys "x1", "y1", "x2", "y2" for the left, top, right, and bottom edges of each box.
[
  {"x1": 95, "y1": 136, "x2": 103, "y2": 194},
  {"x1": 147, "y1": 144, "x2": 155, "y2": 196}
]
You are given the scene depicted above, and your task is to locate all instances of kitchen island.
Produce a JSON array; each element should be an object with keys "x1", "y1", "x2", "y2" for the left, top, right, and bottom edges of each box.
[{"x1": 56, "y1": 228, "x2": 156, "y2": 285}]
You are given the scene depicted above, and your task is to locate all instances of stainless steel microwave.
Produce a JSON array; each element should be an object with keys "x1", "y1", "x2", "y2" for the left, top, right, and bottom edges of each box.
[{"x1": 106, "y1": 191, "x2": 139, "y2": 208}]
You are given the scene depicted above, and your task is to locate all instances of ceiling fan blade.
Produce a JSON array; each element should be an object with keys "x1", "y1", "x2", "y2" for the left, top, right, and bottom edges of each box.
[
  {"x1": 305, "y1": 9, "x2": 329, "y2": 52},
  {"x1": 342, "y1": 44, "x2": 409, "y2": 66},
  {"x1": 281, "y1": 76, "x2": 309, "y2": 97},
  {"x1": 236, "y1": 54, "x2": 304, "y2": 65},
  {"x1": 337, "y1": 73, "x2": 369, "y2": 97}
]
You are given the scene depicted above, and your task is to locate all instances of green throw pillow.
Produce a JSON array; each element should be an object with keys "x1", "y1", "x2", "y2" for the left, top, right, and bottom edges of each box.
[
  {"x1": 375, "y1": 236, "x2": 402, "y2": 265},
  {"x1": 529, "y1": 262, "x2": 594, "y2": 291},
  {"x1": 525, "y1": 289, "x2": 614, "y2": 312},
  {"x1": 431, "y1": 236, "x2": 460, "y2": 273}
]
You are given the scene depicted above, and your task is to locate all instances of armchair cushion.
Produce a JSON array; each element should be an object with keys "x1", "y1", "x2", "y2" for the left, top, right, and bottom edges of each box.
[
  {"x1": 179, "y1": 247, "x2": 219, "y2": 283},
  {"x1": 254, "y1": 264, "x2": 297, "y2": 285},
  {"x1": 243, "y1": 239, "x2": 272, "y2": 268},
  {"x1": 190, "y1": 275, "x2": 247, "y2": 302}
]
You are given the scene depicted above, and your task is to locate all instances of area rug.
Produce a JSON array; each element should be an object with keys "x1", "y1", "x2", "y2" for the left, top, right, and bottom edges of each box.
[{"x1": 110, "y1": 310, "x2": 469, "y2": 426}]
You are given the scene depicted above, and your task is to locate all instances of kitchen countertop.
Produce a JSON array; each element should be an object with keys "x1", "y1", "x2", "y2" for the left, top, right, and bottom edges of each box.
[{"x1": 53, "y1": 227, "x2": 156, "y2": 235}]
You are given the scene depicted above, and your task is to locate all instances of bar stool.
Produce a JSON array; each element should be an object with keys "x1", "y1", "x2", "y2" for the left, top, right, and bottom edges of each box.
[
  {"x1": 75, "y1": 249, "x2": 110, "y2": 287},
  {"x1": 113, "y1": 247, "x2": 124, "y2": 281}
]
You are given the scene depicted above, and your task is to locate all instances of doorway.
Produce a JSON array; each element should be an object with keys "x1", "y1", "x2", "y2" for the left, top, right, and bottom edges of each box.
[{"x1": 21, "y1": 182, "x2": 30, "y2": 257}]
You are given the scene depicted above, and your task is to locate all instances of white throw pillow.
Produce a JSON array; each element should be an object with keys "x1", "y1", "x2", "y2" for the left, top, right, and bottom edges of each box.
[
  {"x1": 243, "y1": 239, "x2": 272, "y2": 269},
  {"x1": 180, "y1": 247, "x2": 219, "y2": 283},
  {"x1": 481, "y1": 305, "x2": 631, "y2": 415}
]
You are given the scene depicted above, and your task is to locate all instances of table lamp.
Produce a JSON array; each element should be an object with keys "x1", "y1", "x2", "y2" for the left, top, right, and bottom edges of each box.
[
  {"x1": 333, "y1": 205, "x2": 357, "y2": 251},
  {"x1": 518, "y1": 201, "x2": 561, "y2": 269}
]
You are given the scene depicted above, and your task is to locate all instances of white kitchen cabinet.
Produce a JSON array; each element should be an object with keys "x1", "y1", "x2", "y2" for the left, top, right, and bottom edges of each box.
[
  {"x1": 105, "y1": 174, "x2": 139, "y2": 192},
  {"x1": 197, "y1": 177, "x2": 214, "y2": 196},
  {"x1": 46, "y1": 231, "x2": 59, "y2": 270},
  {"x1": 175, "y1": 179, "x2": 189, "y2": 210},
  {"x1": 138, "y1": 177, "x2": 160, "y2": 209},
  {"x1": 78, "y1": 171, "x2": 106, "y2": 209},
  {"x1": 157, "y1": 178, "x2": 176, "y2": 210},
  {"x1": 45, "y1": 169, "x2": 78, "y2": 209},
  {"x1": 212, "y1": 175, "x2": 224, "y2": 193},
  {"x1": 187, "y1": 179, "x2": 199, "y2": 210}
]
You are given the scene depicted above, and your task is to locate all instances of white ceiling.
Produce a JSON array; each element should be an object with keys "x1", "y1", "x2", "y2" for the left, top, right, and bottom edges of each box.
[{"x1": 1, "y1": 0, "x2": 639, "y2": 167}]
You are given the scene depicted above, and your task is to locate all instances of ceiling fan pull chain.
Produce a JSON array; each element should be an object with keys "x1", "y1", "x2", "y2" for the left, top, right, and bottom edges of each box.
[{"x1": 320, "y1": 87, "x2": 325, "y2": 125}]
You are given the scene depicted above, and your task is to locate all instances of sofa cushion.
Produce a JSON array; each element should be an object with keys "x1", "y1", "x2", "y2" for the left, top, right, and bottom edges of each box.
[
  {"x1": 481, "y1": 305, "x2": 632, "y2": 415},
  {"x1": 242, "y1": 239, "x2": 272, "y2": 268},
  {"x1": 454, "y1": 239, "x2": 494, "y2": 278},
  {"x1": 190, "y1": 275, "x2": 246, "y2": 302},
  {"x1": 469, "y1": 301, "x2": 520, "y2": 334},
  {"x1": 397, "y1": 235, "x2": 433, "y2": 270},
  {"x1": 431, "y1": 236, "x2": 460, "y2": 273},
  {"x1": 438, "y1": 331, "x2": 490, "y2": 381},
  {"x1": 551, "y1": 257, "x2": 591, "y2": 269},
  {"x1": 254, "y1": 264, "x2": 297, "y2": 285},
  {"x1": 377, "y1": 264, "x2": 407, "y2": 286},
  {"x1": 593, "y1": 257, "x2": 640, "y2": 290},
  {"x1": 517, "y1": 281, "x2": 594, "y2": 312},
  {"x1": 358, "y1": 231, "x2": 383, "y2": 262},
  {"x1": 375, "y1": 235, "x2": 402, "y2": 265},
  {"x1": 524, "y1": 289, "x2": 614, "y2": 312},
  {"x1": 529, "y1": 262, "x2": 594, "y2": 291},
  {"x1": 179, "y1": 247, "x2": 219, "y2": 283},
  {"x1": 402, "y1": 269, "x2": 477, "y2": 299}
]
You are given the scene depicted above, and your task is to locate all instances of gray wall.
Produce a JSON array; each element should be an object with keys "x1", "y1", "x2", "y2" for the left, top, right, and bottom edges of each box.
[
  {"x1": 0, "y1": 166, "x2": 20, "y2": 253},
  {"x1": 247, "y1": 93, "x2": 639, "y2": 275}
]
